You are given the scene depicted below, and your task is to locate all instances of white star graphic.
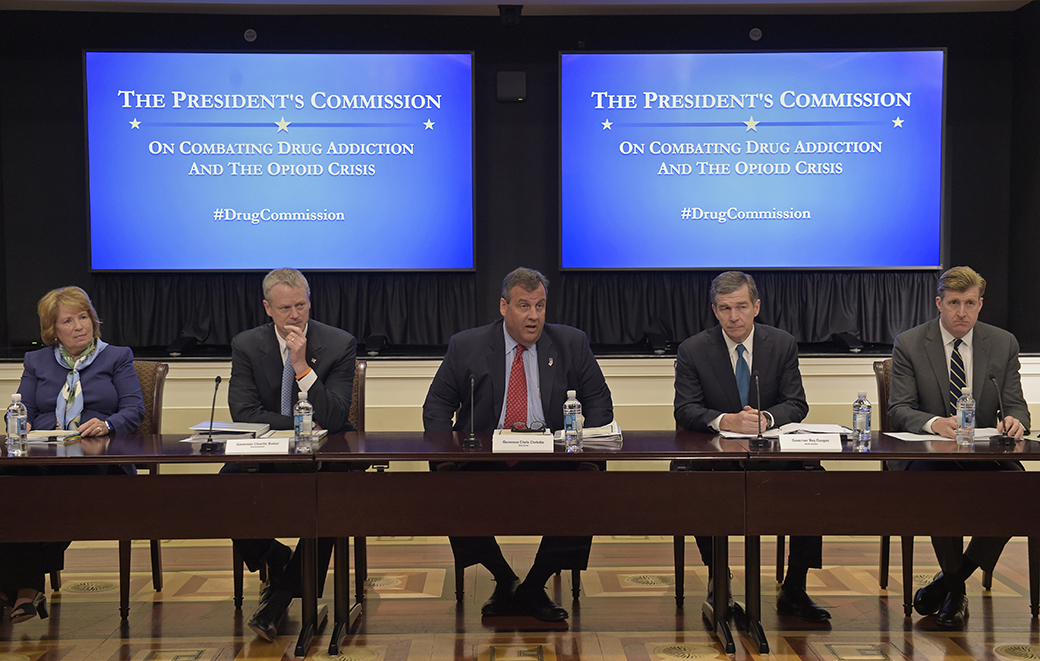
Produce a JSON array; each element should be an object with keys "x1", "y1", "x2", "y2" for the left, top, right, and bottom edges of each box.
[
  {"x1": 275, "y1": 117, "x2": 291, "y2": 132},
  {"x1": 744, "y1": 116, "x2": 759, "y2": 132},
  {"x1": 893, "y1": 117, "x2": 904, "y2": 128},
  {"x1": 424, "y1": 119, "x2": 435, "y2": 130},
  {"x1": 602, "y1": 119, "x2": 613, "y2": 130}
]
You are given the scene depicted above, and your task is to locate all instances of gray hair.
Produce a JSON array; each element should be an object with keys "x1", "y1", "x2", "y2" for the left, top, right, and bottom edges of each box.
[
  {"x1": 501, "y1": 267, "x2": 550, "y2": 302},
  {"x1": 263, "y1": 268, "x2": 310, "y2": 301},
  {"x1": 710, "y1": 271, "x2": 759, "y2": 306}
]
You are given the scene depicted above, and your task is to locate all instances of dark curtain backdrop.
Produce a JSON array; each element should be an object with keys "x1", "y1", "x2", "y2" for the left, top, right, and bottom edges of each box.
[
  {"x1": 90, "y1": 272, "x2": 477, "y2": 348},
  {"x1": 556, "y1": 271, "x2": 937, "y2": 347},
  {"x1": 90, "y1": 269, "x2": 934, "y2": 348}
]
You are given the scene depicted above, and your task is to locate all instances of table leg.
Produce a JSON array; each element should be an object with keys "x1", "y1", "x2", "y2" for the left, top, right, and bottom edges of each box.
[
  {"x1": 294, "y1": 537, "x2": 320, "y2": 659},
  {"x1": 701, "y1": 536, "x2": 734, "y2": 655},
  {"x1": 329, "y1": 537, "x2": 363, "y2": 655},
  {"x1": 735, "y1": 535, "x2": 768, "y2": 654}
]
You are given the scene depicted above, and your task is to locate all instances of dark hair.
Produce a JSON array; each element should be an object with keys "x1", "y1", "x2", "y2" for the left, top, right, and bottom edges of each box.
[
  {"x1": 710, "y1": 271, "x2": 759, "y2": 306},
  {"x1": 501, "y1": 267, "x2": 550, "y2": 302}
]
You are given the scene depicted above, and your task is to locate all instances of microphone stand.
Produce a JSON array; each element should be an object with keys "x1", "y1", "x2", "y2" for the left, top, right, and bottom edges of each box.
[
  {"x1": 200, "y1": 375, "x2": 223, "y2": 453},
  {"x1": 990, "y1": 375, "x2": 1017, "y2": 445},
  {"x1": 462, "y1": 374, "x2": 481, "y2": 449},
  {"x1": 752, "y1": 372, "x2": 767, "y2": 447}
]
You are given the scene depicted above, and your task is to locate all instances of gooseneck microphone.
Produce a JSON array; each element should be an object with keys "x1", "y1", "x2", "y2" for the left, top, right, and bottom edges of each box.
[
  {"x1": 462, "y1": 373, "x2": 481, "y2": 449},
  {"x1": 990, "y1": 374, "x2": 1017, "y2": 444},
  {"x1": 753, "y1": 371, "x2": 765, "y2": 446},
  {"x1": 200, "y1": 375, "x2": 223, "y2": 453}
]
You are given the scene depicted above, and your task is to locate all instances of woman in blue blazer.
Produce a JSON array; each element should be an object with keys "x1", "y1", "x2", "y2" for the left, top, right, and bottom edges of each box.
[{"x1": 1, "y1": 287, "x2": 144, "y2": 624}]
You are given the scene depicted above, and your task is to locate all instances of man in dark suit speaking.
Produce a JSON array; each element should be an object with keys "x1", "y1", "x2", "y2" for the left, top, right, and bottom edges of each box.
[
  {"x1": 674, "y1": 271, "x2": 829, "y2": 622},
  {"x1": 423, "y1": 267, "x2": 613, "y2": 622},
  {"x1": 889, "y1": 265, "x2": 1028, "y2": 629},
  {"x1": 225, "y1": 267, "x2": 357, "y2": 641}
]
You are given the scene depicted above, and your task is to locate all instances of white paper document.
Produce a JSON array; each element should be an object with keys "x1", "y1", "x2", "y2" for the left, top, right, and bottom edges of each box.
[{"x1": 888, "y1": 427, "x2": 1002, "y2": 442}]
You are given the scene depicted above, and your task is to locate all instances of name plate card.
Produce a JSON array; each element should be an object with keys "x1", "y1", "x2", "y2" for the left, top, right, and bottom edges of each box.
[
  {"x1": 778, "y1": 433, "x2": 843, "y2": 452},
  {"x1": 491, "y1": 430, "x2": 555, "y2": 453},
  {"x1": 225, "y1": 437, "x2": 291, "y2": 455}
]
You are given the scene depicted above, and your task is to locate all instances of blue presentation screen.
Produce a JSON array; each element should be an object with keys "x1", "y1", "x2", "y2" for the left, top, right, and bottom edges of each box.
[
  {"x1": 560, "y1": 51, "x2": 945, "y2": 269},
  {"x1": 85, "y1": 51, "x2": 474, "y2": 270}
]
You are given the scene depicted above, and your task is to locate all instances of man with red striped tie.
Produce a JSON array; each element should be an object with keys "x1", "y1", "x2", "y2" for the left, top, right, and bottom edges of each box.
[{"x1": 423, "y1": 267, "x2": 613, "y2": 622}]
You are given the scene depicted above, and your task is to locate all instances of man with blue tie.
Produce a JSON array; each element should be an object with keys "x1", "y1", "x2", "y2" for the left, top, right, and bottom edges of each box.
[
  {"x1": 673, "y1": 271, "x2": 829, "y2": 622},
  {"x1": 889, "y1": 265, "x2": 1028, "y2": 629},
  {"x1": 225, "y1": 267, "x2": 357, "y2": 641}
]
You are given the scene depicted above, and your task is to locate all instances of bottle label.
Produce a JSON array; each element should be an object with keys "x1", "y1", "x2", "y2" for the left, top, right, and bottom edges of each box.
[{"x1": 295, "y1": 414, "x2": 313, "y2": 436}]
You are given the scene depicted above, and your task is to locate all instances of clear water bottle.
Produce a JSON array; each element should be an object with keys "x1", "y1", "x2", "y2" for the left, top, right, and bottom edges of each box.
[
  {"x1": 294, "y1": 390, "x2": 314, "y2": 454},
  {"x1": 563, "y1": 389, "x2": 583, "y2": 453},
  {"x1": 955, "y1": 386, "x2": 975, "y2": 446},
  {"x1": 6, "y1": 393, "x2": 28, "y2": 457},
  {"x1": 852, "y1": 390, "x2": 871, "y2": 451}
]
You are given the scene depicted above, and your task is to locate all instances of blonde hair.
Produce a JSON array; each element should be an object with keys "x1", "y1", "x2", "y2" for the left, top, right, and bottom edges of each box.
[
  {"x1": 938, "y1": 266, "x2": 986, "y2": 299},
  {"x1": 38, "y1": 286, "x2": 101, "y2": 347},
  {"x1": 263, "y1": 268, "x2": 310, "y2": 301}
]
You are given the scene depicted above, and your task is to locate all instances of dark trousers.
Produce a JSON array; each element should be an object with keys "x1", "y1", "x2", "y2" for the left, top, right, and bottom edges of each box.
[
  {"x1": 903, "y1": 459, "x2": 1023, "y2": 574},
  {"x1": 443, "y1": 460, "x2": 595, "y2": 577},
  {"x1": 219, "y1": 461, "x2": 362, "y2": 598},
  {"x1": 0, "y1": 463, "x2": 107, "y2": 596},
  {"x1": 676, "y1": 459, "x2": 824, "y2": 570}
]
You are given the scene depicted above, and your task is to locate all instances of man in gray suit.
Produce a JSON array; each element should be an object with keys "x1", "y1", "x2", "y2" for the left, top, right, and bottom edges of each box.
[{"x1": 889, "y1": 265, "x2": 1028, "y2": 629}]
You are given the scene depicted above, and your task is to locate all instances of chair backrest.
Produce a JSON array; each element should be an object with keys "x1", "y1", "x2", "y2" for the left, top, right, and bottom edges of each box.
[
  {"x1": 873, "y1": 358, "x2": 892, "y2": 432},
  {"x1": 133, "y1": 360, "x2": 169, "y2": 434},
  {"x1": 349, "y1": 359, "x2": 366, "y2": 432}
]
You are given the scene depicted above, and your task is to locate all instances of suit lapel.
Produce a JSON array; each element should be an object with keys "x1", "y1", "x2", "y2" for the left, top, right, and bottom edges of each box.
[
  {"x1": 708, "y1": 326, "x2": 742, "y2": 412},
  {"x1": 923, "y1": 320, "x2": 950, "y2": 412},
  {"x1": 261, "y1": 325, "x2": 283, "y2": 395},
  {"x1": 971, "y1": 323, "x2": 991, "y2": 399},
  {"x1": 537, "y1": 328, "x2": 556, "y2": 416},
  {"x1": 488, "y1": 322, "x2": 507, "y2": 425}
]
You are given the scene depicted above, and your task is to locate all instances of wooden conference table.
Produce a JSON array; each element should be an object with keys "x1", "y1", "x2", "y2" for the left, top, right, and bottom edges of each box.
[
  {"x1": 315, "y1": 430, "x2": 748, "y2": 654},
  {"x1": 0, "y1": 435, "x2": 324, "y2": 658},
  {"x1": 5, "y1": 431, "x2": 1039, "y2": 657},
  {"x1": 745, "y1": 432, "x2": 1040, "y2": 630}
]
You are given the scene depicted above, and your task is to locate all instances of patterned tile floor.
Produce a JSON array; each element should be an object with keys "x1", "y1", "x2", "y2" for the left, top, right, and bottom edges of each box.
[{"x1": 1, "y1": 536, "x2": 1039, "y2": 660}]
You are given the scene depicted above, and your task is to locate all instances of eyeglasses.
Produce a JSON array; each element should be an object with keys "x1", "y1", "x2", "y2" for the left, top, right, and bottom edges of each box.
[{"x1": 509, "y1": 421, "x2": 546, "y2": 432}]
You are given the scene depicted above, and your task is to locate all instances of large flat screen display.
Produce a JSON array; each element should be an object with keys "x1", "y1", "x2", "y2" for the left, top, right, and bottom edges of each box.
[
  {"x1": 560, "y1": 50, "x2": 946, "y2": 269},
  {"x1": 85, "y1": 51, "x2": 474, "y2": 270}
]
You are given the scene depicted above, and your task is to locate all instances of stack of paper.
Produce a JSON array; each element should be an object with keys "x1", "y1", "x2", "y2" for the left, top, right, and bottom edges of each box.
[
  {"x1": 553, "y1": 420, "x2": 623, "y2": 450},
  {"x1": 186, "y1": 420, "x2": 271, "y2": 443}
]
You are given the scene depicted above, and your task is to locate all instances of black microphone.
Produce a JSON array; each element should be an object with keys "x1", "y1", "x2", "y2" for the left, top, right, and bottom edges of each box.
[
  {"x1": 462, "y1": 373, "x2": 481, "y2": 449},
  {"x1": 200, "y1": 375, "x2": 223, "y2": 453},
  {"x1": 989, "y1": 374, "x2": 1017, "y2": 444},
  {"x1": 753, "y1": 371, "x2": 765, "y2": 446}
]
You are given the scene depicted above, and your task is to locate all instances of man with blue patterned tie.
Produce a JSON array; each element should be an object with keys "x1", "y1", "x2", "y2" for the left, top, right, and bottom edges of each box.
[
  {"x1": 673, "y1": 271, "x2": 828, "y2": 622},
  {"x1": 225, "y1": 268, "x2": 357, "y2": 641},
  {"x1": 889, "y1": 265, "x2": 1028, "y2": 629}
]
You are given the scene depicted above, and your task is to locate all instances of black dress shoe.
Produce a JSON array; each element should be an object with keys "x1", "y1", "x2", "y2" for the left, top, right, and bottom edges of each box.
[
  {"x1": 935, "y1": 591, "x2": 969, "y2": 629},
  {"x1": 513, "y1": 586, "x2": 569, "y2": 622},
  {"x1": 913, "y1": 572, "x2": 947, "y2": 616},
  {"x1": 248, "y1": 588, "x2": 292, "y2": 642},
  {"x1": 776, "y1": 586, "x2": 831, "y2": 622},
  {"x1": 481, "y1": 578, "x2": 519, "y2": 617}
]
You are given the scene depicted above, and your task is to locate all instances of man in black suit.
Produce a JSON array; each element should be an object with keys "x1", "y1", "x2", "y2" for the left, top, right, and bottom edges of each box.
[
  {"x1": 674, "y1": 271, "x2": 829, "y2": 622},
  {"x1": 225, "y1": 267, "x2": 357, "y2": 641},
  {"x1": 889, "y1": 265, "x2": 1028, "y2": 629},
  {"x1": 422, "y1": 267, "x2": 613, "y2": 622}
]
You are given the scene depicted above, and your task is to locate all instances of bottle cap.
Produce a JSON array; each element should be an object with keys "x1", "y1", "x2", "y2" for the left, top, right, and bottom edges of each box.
[
  {"x1": 299, "y1": 390, "x2": 308, "y2": 399},
  {"x1": 858, "y1": 390, "x2": 867, "y2": 398},
  {"x1": 11, "y1": 393, "x2": 20, "y2": 402},
  {"x1": 567, "y1": 390, "x2": 576, "y2": 398},
  {"x1": 961, "y1": 386, "x2": 971, "y2": 394}
]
